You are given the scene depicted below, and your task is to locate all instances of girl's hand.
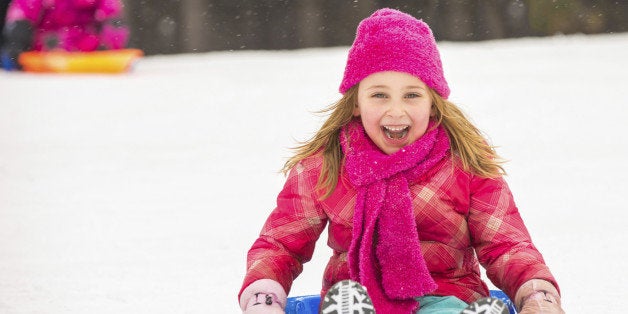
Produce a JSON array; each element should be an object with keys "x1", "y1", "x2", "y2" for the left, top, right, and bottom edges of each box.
[
  {"x1": 242, "y1": 293, "x2": 284, "y2": 314},
  {"x1": 244, "y1": 306, "x2": 283, "y2": 314},
  {"x1": 239, "y1": 279, "x2": 287, "y2": 314},
  {"x1": 518, "y1": 290, "x2": 565, "y2": 314},
  {"x1": 515, "y1": 279, "x2": 564, "y2": 314}
]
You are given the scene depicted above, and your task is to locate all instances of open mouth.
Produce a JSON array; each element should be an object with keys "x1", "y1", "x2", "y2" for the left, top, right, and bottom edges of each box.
[{"x1": 382, "y1": 125, "x2": 409, "y2": 139}]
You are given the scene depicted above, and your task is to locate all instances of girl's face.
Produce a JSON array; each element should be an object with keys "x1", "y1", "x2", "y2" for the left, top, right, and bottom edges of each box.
[{"x1": 355, "y1": 71, "x2": 434, "y2": 155}]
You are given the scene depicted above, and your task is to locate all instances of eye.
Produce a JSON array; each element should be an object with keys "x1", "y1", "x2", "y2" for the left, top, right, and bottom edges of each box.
[
  {"x1": 405, "y1": 93, "x2": 421, "y2": 99},
  {"x1": 371, "y1": 93, "x2": 387, "y2": 99}
]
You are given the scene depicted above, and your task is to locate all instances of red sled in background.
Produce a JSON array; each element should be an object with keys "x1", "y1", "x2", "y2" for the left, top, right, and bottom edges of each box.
[{"x1": 18, "y1": 48, "x2": 143, "y2": 73}]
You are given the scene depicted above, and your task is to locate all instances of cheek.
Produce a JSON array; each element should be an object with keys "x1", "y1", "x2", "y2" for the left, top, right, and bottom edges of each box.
[
  {"x1": 410, "y1": 116, "x2": 431, "y2": 138},
  {"x1": 415, "y1": 122, "x2": 429, "y2": 136},
  {"x1": 358, "y1": 107, "x2": 381, "y2": 127},
  {"x1": 357, "y1": 113, "x2": 379, "y2": 137}
]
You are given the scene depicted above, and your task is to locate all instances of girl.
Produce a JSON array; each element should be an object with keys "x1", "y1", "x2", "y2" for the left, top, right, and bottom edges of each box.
[{"x1": 239, "y1": 8, "x2": 564, "y2": 314}]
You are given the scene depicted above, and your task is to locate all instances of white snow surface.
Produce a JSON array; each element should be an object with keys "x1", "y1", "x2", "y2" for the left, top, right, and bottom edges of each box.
[{"x1": 1, "y1": 33, "x2": 627, "y2": 313}]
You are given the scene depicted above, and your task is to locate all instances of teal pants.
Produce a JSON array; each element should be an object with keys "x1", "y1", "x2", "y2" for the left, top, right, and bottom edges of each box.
[{"x1": 416, "y1": 295, "x2": 469, "y2": 314}]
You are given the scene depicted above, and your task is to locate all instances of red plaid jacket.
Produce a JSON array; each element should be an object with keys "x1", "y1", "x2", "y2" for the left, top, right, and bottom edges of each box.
[{"x1": 239, "y1": 153, "x2": 558, "y2": 304}]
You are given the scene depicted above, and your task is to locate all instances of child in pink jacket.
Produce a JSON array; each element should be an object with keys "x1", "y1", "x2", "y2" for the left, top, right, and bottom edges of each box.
[
  {"x1": 239, "y1": 8, "x2": 565, "y2": 314},
  {"x1": 1, "y1": 0, "x2": 129, "y2": 70}
]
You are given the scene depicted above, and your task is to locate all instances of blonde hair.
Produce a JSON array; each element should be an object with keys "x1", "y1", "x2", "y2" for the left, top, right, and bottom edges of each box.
[{"x1": 282, "y1": 86, "x2": 505, "y2": 199}]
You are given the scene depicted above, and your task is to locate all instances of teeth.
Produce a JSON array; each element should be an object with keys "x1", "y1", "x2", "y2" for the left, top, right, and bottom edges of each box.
[
  {"x1": 383, "y1": 126, "x2": 409, "y2": 139},
  {"x1": 383, "y1": 126, "x2": 408, "y2": 132}
]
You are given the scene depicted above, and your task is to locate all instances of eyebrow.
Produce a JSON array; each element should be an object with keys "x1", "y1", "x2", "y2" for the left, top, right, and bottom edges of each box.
[
  {"x1": 365, "y1": 85, "x2": 388, "y2": 90},
  {"x1": 406, "y1": 85, "x2": 427, "y2": 90},
  {"x1": 365, "y1": 85, "x2": 427, "y2": 90}
]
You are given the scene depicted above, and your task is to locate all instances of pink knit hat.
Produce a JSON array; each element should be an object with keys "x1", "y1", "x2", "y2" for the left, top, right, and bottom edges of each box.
[{"x1": 339, "y1": 8, "x2": 450, "y2": 98}]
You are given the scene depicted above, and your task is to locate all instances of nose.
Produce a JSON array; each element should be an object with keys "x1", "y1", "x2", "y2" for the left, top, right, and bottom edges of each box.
[{"x1": 386, "y1": 100, "x2": 406, "y2": 118}]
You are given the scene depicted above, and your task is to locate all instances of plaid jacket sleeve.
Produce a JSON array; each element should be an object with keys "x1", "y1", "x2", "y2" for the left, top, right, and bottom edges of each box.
[
  {"x1": 239, "y1": 159, "x2": 328, "y2": 298},
  {"x1": 467, "y1": 175, "x2": 559, "y2": 300}
]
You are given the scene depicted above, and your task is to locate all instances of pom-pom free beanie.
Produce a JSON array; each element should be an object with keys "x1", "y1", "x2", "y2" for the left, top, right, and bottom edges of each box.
[{"x1": 339, "y1": 8, "x2": 450, "y2": 98}]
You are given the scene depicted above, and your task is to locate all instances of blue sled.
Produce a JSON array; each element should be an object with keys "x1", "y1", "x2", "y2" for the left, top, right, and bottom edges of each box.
[{"x1": 286, "y1": 289, "x2": 517, "y2": 314}]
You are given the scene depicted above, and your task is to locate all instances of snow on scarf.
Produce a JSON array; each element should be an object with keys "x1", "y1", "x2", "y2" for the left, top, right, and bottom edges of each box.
[{"x1": 341, "y1": 119, "x2": 450, "y2": 313}]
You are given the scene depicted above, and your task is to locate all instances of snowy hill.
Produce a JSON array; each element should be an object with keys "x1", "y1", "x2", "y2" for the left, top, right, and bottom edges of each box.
[{"x1": 1, "y1": 33, "x2": 627, "y2": 313}]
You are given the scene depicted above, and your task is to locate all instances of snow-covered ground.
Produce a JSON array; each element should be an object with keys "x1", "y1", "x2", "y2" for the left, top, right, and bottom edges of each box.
[{"x1": 1, "y1": 33, "x2": 627, "y2": 313}]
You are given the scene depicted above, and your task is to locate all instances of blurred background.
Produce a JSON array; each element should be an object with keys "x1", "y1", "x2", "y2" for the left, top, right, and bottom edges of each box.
[{"x1": 122, "y1": 0, "x2": 628, "y2": 55}]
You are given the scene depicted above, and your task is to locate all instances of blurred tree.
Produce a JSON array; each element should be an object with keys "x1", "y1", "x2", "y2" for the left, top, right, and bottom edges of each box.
[
  {"x1": 121, "y1": 0, "x2": 628, "y2": 55},
  {"x1": 528, "y1": 0, "x2": 583, "y2": 35},
  {"x1": 528, "y1": 0, "x2": 628, "y2": 35},
  {"x1": 0, "y1": 0, "x2": 10, "y2": 48},
  {"x1": 124, "y1": 0, "x2": 183, "y2": 54}
]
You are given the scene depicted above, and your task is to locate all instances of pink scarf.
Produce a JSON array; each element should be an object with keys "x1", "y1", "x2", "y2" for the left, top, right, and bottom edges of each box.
[{"x1": 341, "y1": 119, "x2": 450, "y2": 313}]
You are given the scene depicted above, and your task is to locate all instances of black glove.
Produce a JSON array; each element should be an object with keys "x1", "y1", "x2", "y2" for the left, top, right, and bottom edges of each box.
[{"x1": 1, "y1": 19, "x2": 33, "y2": 70}]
